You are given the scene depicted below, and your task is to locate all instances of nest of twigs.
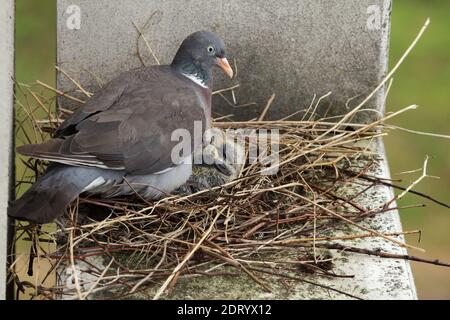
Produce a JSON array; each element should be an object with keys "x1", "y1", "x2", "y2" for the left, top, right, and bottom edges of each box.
[{"x1": 10, "y1": 20, "x2": 450, "y2": 300}]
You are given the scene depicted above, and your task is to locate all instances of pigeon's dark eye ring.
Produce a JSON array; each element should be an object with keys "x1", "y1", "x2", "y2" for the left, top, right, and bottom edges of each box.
[{"x1": 207, "y1": 45, "x2": 215, "y2": 54}]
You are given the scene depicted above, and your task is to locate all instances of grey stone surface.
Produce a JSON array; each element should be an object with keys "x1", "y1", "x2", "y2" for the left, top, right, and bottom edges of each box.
[
  {"x1": 55, "y1": 0, "x2": 417, "y2": 299},
  {"x1": 57, "y1": 0, "x2": 391, "y2": 122},
  {"x1": 0, "y1": 0, "x2": 15, "y2": 300}
]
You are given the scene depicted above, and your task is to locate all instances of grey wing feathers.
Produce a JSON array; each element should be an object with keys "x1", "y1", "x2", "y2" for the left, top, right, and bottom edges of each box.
[
  {"x1": 16, "y1": 138, "x2": 120, "y2": 169},
  {"x1": 7, "y1": 164, "x2": 102, "y2": 224},
  {"x1": 17, "y1": 66, "x2": 207, "y2": 175},
  {"x1": 55, "y1": 68, "x2": 132, "y2": 137}
]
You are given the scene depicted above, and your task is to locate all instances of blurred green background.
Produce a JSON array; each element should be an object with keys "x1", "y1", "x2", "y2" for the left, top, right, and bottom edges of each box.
[
  {"x1": 385, "y1": 0, "x2": 450, "y2": 299},
  {"x1": 14, "y1": 0, "x2": 449, "y2": 299}
]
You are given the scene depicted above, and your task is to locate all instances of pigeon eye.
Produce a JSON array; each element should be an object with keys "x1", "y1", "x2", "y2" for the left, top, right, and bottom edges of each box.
[{"x1": 207, "y1": 46, "x2": 215, "y2": 54}]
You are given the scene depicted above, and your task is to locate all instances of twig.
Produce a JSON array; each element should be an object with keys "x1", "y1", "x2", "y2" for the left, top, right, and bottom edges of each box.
[
  {"x1": 36, "y1": 80, "x2": 85, "y2": 104},
  {"x1": 132, "y1": 18, "x2": 160, "y2": 66},
  {"x1": 322, "y1": 243, "x2": 450, "y2": 268},
  {"x1": 56, "y1": 66, "x2": 92, "y2": 97},
  {"x1": 153, "y1": 210, "x2": 223, "y2": 300},
  {"x1": 258, "y1": 93, "x2": 276, "y2": 121},
  {"x1": 247, "y1": 266, "x2": 363, "y2": 300}
]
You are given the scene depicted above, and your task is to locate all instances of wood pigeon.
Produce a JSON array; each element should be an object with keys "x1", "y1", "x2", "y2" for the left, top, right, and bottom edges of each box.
[{"x1": 9, "y1": 31, "x2": 234, "y2": 224}]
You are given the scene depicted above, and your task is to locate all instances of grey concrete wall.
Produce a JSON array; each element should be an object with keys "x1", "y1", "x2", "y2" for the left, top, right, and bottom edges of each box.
[
  {"x1": 57, "y1": 0, "x2": 391, "y2": 122},
  {"x1": 0, "y1": 0, "x2": 15, "y2": 301}
]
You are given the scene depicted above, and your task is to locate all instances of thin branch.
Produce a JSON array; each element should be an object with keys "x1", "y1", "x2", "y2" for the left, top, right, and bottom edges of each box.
[{"x1": 322, "y1": 243, "x2": 450, "y2": 268}]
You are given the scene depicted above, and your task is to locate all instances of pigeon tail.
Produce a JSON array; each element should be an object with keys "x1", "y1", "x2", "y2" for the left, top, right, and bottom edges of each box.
[{"x1": 8, "y1": 164, "x2": 101, "y2": 224}]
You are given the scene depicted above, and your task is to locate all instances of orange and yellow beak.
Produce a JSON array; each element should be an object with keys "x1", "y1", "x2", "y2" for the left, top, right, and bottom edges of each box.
[{"x1": 216, "y1": 57, "x2": 234, "y2": 79}]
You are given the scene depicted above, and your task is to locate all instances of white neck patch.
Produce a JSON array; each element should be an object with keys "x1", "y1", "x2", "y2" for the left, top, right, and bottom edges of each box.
[{"x1": 182, "y1": 72, "x2": 208, "y2": 88}]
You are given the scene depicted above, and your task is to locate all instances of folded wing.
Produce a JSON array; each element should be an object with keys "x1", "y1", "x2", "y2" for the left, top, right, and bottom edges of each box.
[{"x1": 18, "y1": 66, "x2": 207, "y2": 175}]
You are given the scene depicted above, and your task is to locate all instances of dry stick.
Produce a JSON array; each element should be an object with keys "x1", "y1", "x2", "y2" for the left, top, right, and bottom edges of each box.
[
  {"x1": 56, "y1": 66, "x2": 92, "y2": 97},
  {"x1": 247, "y1": 266, "x2": 362, "y2": 300},
  {"x1": 382, "y1": 78, "x2": 394, "y2": 109},
  {"x1": 204, "y1": 226, "x2": 270, "y2": 284},
  {"x1": 321, "y1": 243, "x2": 450, "y2": 268},
  {"x1": 200, "y1": 240, "x2": 271, "y2": 292},
  {"x1": 300, "y1": 94, "x2": 317, "y2": 121},
  {"x1": 233, "y1": 102, "x2": 258, "y2": 109},
  {"x1": 393, "y1": 156, "x2": 430, "y2": 203},
  {"x1": 16, "y1": 97, "x2": 40, "y2": 142},
  {"x1": 274, "y1": 230, "x2": 420, "y2": 245},
  {"x1": 353, "y1": 173, "x2": 450, "y2": 209},
  {"x1": 214, "y1": 119, "x2": 367, "y2": 128},
  {"x1": 217, "y1": 119, "x2": 448, "y2": 140},
  {"x1": 132, "y1": 20, "x2": 161, "y2": 65},
  {"x1": 131, "y1": 242, "x2": 167, "y2": 293},
  {"x1": 343, "y1": 155, "x2": 449, "y2": 210},
  {"x1": 385, "y1": 156, "x2": 447, "y2": 210},
  {"x1": 222, "y1": 104, "x2": 417, "y2": 175},
  {"x1": 36, "y1": 80, "x2": 85, "y2": 104},
  {"x1": 213, "y1": 119, "x2": 385, "y2": 133},
  {"x1": 68, "y1": 203, "x2": 84, "y2": 300},
  {"x1": 308, "y1": 91, "x2": 332, "y2": 122},
  {"x1": 82, "y1": 67, "x2": 105, "y2": 88},
  {"x1": 388, "y1": 125, "x2": 450, "y2": 139},
  {"x1": 258, "y1": 93, "x2": 276, "y2": 121},
  {"x1": 310, "y1": 183, "x2": 366, "y2": 213},
  {"x1": 122, "y1": 177, "x2": 154, "y2": 207},
  {"x1": 29, "y1": 91, "x2": 55, "y2": 120},
  {"x1": 218, "y1": 92, "x2": 236, "y2": 108},
  {"x1": 82, "y1": 258, "x2": 115, "y2": 299},
  {"x1": 294, "y1": 192, "x2": 425, "y2": 252},
  {"x1": 214, "y1": 114, "x2": 234, "y2": 121},
  {"x1": 295, "y1": 105, "x2": 414, "y2": 166},
  {"x1": 152, "y1": 209, "x2": 223, "y2": 300},
  {"x1": 231, "y1": 88, "x2": 237, "y2": 105},
  {"x1": 297, "y1": 174, "x2": 319, "y2": 262},
  {"x1": 213, "y1": 84, "x2": 240, "y2": 95}
]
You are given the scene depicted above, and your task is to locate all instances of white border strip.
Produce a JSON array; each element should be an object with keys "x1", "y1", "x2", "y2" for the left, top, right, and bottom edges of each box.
[{"x1": 0, "y1": 0, "x2": 15, "y2": 300}]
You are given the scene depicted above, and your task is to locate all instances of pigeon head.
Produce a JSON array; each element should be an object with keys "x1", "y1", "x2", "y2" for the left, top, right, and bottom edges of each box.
[{"x1": 172, "y1": 31, "x2": 233, "y2": 87}]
